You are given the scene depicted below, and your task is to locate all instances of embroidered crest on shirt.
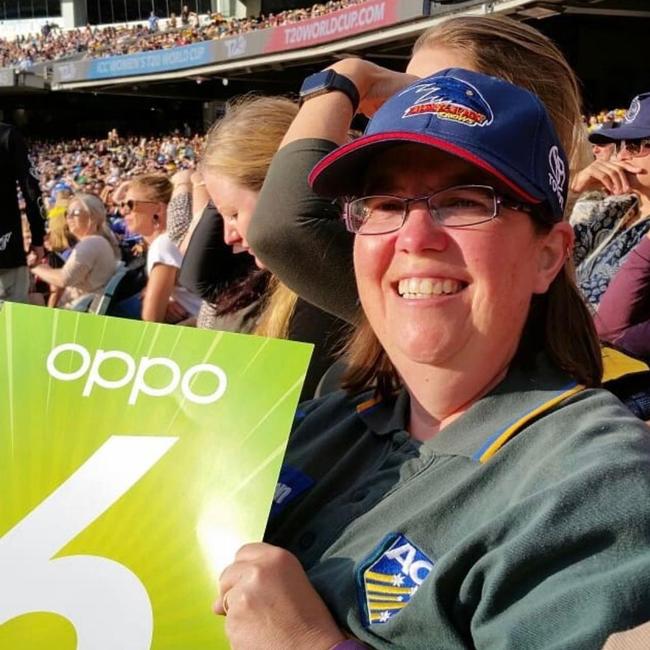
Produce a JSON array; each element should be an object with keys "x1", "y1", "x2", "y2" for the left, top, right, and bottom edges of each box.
[
  {"x1": 400, "y1": 77, "x2": 494, "y2": 127},
  {"x1": 358, "y1": 533, "x2": 434, "y2": 626}
]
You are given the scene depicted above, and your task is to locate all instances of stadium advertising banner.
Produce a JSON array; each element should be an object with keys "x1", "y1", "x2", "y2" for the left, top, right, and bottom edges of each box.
[
  {"x1": 87, "y1": 41, "x2": 214, "y2": 80},
  {"x1": 266, "y1": 0, "x2": 400, "y2": 52},
  {"x1": 0, "y1": 302, "x2": 312, "y2": 649},
  {"x1": 52, "y1": 0, "x2": 428, "y2": 84}
]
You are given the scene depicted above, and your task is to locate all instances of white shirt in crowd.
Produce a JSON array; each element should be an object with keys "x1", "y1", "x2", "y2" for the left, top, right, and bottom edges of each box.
[{"x1": 146, "y1": 233, "x2": 202, "y2": 317}]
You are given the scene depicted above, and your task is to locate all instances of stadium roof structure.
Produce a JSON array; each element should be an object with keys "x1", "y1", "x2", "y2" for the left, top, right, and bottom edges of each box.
[
  {"x1": 0, "y1": 0, "x2": 635, "y2": 95},
  {"x1": 0, "y1": 0, "x2": 647, "y2": 109}
]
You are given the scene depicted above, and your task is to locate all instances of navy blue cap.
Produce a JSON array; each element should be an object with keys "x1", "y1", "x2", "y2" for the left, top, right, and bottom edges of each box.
[
  {"x1": 309, "y1": 68, "x2": 569, "y2": 221},
  {"x1": 587, "y1": 93, "x2": 650, "y2": 142},
  {"x1": 588, "y1": 121, "x2": 619, "y2": 145}
]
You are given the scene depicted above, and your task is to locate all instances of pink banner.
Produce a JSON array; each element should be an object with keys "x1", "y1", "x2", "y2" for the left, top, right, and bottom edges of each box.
[{"x1": 266, "y1": 0, "x2": 400, "y2": 52}]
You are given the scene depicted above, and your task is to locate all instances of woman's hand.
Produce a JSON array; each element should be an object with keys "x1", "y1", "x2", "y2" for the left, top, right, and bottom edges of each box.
[
  {"x1": 570, "y1": 158, "x2": 643, "y2": 195},
  {"x1": 329, "y1": 58, "x2": 418, "y2": 117},
  {"x1": 171, "y1": 169, "x2": 193, "y2": 187},
  {"x1": 215, "y1": 543, "x2": 345, "y2": 650},
  {"x1": 164, "y1": 298, "x2": 189, "y2": 324}
]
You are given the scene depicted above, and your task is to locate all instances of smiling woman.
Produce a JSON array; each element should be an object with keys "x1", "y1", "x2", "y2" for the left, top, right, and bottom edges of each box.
[{"x1": 214, "y1": 71, "x2": 650, "y2": 650}]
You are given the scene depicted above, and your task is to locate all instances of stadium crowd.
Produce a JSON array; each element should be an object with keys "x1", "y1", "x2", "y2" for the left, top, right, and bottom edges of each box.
[
  {"x1": 0, "y1": 0, "x2": 367, "y2": 68},
  {"x1": 3, "y1": 12, "x2": 650, "y2": 650}
]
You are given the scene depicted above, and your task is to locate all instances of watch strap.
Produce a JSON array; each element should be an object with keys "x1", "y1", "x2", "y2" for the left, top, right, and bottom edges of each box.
[{"x1": 299, "y1": 70, "x2": 360, "y2": 114}]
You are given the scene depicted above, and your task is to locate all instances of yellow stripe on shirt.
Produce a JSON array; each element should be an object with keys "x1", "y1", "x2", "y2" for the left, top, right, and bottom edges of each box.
[{"x1": 479, "y1": 384, "x2": 585, "y2": 464}]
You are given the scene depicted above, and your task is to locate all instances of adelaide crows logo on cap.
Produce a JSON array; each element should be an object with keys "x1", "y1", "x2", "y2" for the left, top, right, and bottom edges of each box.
[
  {"x1": 357, "y1": 533, "x2": 434, "y2": 626},
  {"x1": 400, "y1": 77, "x2": 494, "y2": 127}
]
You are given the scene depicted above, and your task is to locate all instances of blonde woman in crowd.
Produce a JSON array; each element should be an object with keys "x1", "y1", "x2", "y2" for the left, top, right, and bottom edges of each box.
[
  {"x1": 199, "y1": 95, "x2": 344, "y2": 399},
  {"x1": 43, "y1": 213, "x2": 77, "y2": 307},
  {"x1": 30, "y1": 193, "x2": 119, "y2": 308},
  {"x1": 122, "y1": 173, "x2": 201, "y2": 323}
]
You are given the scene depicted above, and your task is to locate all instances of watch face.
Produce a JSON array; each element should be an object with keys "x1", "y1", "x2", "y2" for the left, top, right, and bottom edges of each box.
[{"x1": 300, "y1": 70, "x2": 336, "y2": 97}]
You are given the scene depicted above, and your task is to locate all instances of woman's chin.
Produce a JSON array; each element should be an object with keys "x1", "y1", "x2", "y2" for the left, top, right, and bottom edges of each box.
[{"x1": 387, "y1": 330, "x2": 465, "y2": 369}]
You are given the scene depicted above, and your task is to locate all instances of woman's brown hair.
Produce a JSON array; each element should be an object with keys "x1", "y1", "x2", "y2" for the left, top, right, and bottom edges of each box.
[{"x1": 342, "y1": 15, "x2": 602, "y2": 398}]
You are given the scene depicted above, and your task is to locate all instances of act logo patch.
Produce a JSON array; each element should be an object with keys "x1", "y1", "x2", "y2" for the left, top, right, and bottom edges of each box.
[
  {"x1": 358, "y1": 534, "x2": 434, "y2": 626},
  {"x1": 401, "y1": 77, "x2": 494, "y2": 127}
]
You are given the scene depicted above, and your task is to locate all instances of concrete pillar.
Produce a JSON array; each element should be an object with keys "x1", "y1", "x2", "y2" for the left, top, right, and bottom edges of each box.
[
  {"x1": 61, "y1": 0, "x2": 87, "y2": 27},
  {"x1": 236, "y1": 0, "x2": 259, "y2": 18}
]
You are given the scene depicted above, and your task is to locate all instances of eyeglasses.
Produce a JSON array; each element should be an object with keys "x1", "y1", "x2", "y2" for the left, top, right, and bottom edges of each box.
[
  {"x1": 119, "y1": 199, "x2": 158, "y2": 211},
  {"x1": 614, "y1": 138, "x2": 650, "y2": 157},
  {"x1": 344, "y1": 185, "x2": 533, "y2": 235}
]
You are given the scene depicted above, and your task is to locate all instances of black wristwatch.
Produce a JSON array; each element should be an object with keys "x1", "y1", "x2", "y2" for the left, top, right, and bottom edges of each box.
[{"x1": 299, "y1": 70, "x2": 360, "y2": 114}]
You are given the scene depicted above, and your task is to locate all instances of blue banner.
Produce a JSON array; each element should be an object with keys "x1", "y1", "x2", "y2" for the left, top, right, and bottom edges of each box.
[{"x1": 87, "y1": 41, "x2": 214, "y2": 80}]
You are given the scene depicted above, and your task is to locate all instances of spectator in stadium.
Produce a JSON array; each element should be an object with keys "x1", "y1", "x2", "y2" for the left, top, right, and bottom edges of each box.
[
  {"x1": 122, "y1": 173, "x2": 201, "y2": 323},
  {"x1": 247, "y1": 14, "x2": 587, "y2": 326},
  {"x1": 168, "y1": 167, "x2": 258, "y2": 331},
  {"x1": 590, "y1": 122, "x2": 618, "y2": 162},
  {"x1": 30, "y1": 193, "x2": 119, "y2": 308},
  {"x1": 571, "y1": 92, "x2": 650, "y2": 307},
  {"x1": 181, "y1": 5, "x2": 190, "y2": 26},
  {"x1": 569, "y1": 122, "x2": 620, "y2": 226},
  {"x1": 0, "y1": 121, "x2": 45, "y2": 303},
  {"x1": 179, "y1": 201, "x2": 266, "y2": 332},
  {"x1": 43, "y1": 212, "x2": 76, "y2": 307},
  {"x1": 0, "y1": 0, "x2": 368, "y2": 67},
  {"x1": 596, "y1": 228, "x2": 650, "y2": 361},
  {"x1": 148, "y1": 10, "x2": 160, "y2": 33},
  {"x1": 198, "y1": 95, "x2": 344, "y2": 399},
  {"x1": 215, "y1": 70, "x2": 650, "y2": 650}
]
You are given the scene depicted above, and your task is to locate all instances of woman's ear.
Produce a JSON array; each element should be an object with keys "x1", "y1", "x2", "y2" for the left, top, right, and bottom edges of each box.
[{"x1": 533, "y1": 221, "x2": 574, "y2": 294}]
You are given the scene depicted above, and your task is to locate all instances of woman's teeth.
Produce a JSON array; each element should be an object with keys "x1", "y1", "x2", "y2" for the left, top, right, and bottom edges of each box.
[{"x1": 398, "y1": 277, "x2": 463, "y2": 299}]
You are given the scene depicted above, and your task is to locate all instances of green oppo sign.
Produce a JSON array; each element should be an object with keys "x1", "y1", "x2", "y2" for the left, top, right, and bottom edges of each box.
[{"x1": 0, "y1": 302, "x2": 312, "y2": 649}]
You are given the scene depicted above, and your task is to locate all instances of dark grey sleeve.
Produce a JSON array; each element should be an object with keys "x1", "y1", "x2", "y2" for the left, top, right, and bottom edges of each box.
[{"x1": 247, "y1": 138, "x2": 358, "y2": 324}]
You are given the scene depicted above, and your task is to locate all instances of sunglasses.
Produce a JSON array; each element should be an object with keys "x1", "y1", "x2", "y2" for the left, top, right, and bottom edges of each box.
[
  {"x1": 614, "y1": 138, "x2": 650, "y2": 157},
  {"x1": 119, "y1": 199, "x2": 158, "y2": 210},
  {"x1": 65, "y1": 208, "x2": 85, "y2": 219}
]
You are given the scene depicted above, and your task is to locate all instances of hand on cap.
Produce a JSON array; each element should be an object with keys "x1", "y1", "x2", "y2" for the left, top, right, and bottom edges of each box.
[
  {"x1": 214, "y1": 542, "x2": 345, "y2": 650},
  {"x1": 571, "y1": 159, "x2": 643, "y2": 195},
  {"x1": 328, "y1": 58, "x2": 417, "y2": 118}
]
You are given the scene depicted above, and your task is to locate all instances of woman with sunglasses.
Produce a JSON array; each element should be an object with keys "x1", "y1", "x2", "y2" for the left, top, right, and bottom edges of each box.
[
  {"x1": 122, "y1": 174, "x2": 201, "y2": 323},
  {"x1": 30, "y1": 192, "x2": 120, "y2": 308},
  {"x1": 571, "y1": 92, "x2": 650, "y2": 308},
  {"x1": 214, "y1": 71, "x2": 650, "y2": 650}
]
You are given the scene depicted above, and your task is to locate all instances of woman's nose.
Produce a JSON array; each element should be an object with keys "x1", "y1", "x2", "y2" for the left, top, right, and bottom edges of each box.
[
  {"x1": 395, "y1": 203, "x2": 449, "y2": 253},
  {"x1": 223, "y1": 224, "x2": 241, "y2": 246}
]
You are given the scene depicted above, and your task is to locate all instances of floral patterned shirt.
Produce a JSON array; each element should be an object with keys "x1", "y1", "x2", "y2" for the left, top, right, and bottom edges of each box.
[{"x1": 573, "y1": 194, "x2": 650, "y2": 308}]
